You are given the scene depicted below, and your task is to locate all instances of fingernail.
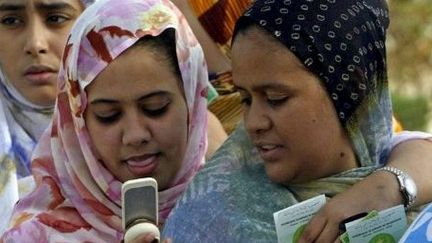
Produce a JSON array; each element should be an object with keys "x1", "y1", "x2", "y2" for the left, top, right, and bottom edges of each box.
[{"x1": 144, "y1": 233, "x2": 156, "y2": 242}]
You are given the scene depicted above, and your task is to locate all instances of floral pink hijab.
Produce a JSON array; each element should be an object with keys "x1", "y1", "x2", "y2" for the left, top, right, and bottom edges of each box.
[{"x1": 2, "y1": 0, "x2": 208, "y2": 241}]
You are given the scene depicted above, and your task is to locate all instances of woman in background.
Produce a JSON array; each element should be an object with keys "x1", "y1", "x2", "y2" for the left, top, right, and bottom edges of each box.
[{"x1": 0, "y1": 0, "x2": 94, "y2": 233}]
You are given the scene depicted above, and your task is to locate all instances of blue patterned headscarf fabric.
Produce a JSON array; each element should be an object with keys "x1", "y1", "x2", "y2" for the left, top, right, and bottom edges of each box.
[{"x1": 162, "y1": 0, "x2": 402, "y2": 241}]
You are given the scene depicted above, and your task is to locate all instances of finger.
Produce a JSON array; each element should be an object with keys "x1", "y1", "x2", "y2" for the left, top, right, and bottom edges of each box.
[
  {"x1": 298, "y1": 214, "x2": 327, "y2": 243},
  {"x1": 314, "y1": 220, "x2": 340, "y2": 243},
  {"x1": 132, "y1": 232, "x2": 157, "y2": 243}
]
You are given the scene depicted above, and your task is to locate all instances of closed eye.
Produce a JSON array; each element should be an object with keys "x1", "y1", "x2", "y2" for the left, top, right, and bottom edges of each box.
[
  {"x1": 267, "y1": 96, "x2": 289, "y2": 107},
  {"x1": 237, "y1": 89, "x2": 252, "y2": 107},
  {"x1": 239, "y1": 96, "x2": 252, "y2": 106},
  {"x1": 95, "y1": 112, "x2": 121, "y2": 124},
  {"x1": 142, "y1": 104, "x2": 170, "y2": 118}
]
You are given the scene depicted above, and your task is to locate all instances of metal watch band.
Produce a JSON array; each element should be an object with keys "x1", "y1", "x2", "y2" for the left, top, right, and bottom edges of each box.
[
  {"x1": 377, "y1": 166, "x2": 403, "y2": 176},
  {"x1": 376, "y1": 166, "x2": 417, "y2": 209}
]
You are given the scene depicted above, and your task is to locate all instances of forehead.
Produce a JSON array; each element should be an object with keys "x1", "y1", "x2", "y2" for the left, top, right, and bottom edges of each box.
[
  {"x1": 232, "y1": 27, "x2": 300, "y2": 72},
  {"x1": 0, "y1": 0, "x2": 83, "y2": 11},
  {"x1": 86, "y1": 45, "x2": 181, "y2": 99},
  {"x1": 232, "y1": 27, "x2": 304, "y2": 76},
  {"x1": 232, "y1": 27, "x2": 320, "y2": 92}
]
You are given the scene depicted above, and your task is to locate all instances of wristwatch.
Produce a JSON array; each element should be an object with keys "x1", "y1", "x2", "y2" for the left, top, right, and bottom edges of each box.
[{"x1": 376, "y1": 166, "x2": 417, "y2": 209}]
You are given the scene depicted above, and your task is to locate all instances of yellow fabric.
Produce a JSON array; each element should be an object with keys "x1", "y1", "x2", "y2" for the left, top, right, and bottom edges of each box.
[
  {"x1": 189, "y1": 0, "x2": 251, "y2": 45},
  {"x1": 393, "y1": 116, "x2": 403, "y2": 133}
]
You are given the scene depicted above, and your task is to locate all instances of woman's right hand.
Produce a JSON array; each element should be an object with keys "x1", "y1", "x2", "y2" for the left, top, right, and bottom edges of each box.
[{"x1": 298, "y1": 171, "x2": 402, "y2": 243}]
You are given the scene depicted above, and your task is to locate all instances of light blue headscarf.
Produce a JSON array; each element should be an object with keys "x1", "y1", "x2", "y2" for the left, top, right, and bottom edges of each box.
[{"x1": 400, "y1": 202, "x2": 432, "y2": 242}]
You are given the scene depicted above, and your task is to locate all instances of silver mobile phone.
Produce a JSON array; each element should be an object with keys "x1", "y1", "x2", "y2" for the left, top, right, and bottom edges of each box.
[{"x1": 122, "y1": 178, "x2": 159, "y2": 242}]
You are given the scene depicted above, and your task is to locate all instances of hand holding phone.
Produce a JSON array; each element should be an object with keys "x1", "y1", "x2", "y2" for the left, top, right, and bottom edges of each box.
[{"x1": 122, "y1": 178, "x2": 160, "y2": 243}]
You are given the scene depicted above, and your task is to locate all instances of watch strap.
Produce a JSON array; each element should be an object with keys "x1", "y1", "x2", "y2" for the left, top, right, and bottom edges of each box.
[{"x1": 375, "y1": 166, "x2": 417, "y2": 209}]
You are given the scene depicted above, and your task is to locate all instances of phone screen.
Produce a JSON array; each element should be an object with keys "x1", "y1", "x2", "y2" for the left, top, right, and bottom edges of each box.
[{"x1": 123, "y1": 186, "x2": 157, "y2": 228}]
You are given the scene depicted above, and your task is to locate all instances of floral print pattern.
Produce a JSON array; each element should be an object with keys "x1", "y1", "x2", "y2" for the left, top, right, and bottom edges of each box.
[{"x1": 2, "y1": 0, "x2": 208, "y2": 241}]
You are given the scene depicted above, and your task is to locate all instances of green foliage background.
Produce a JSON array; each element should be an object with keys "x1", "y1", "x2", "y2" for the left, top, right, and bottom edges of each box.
[{"x1": 387, "y1": 0, "x2": 432, "y2": 131}]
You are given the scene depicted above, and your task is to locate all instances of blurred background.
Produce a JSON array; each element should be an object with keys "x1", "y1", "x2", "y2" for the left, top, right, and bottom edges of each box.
[
  {"x1": 387, "y1": 0, "x2": 432, "y2": 132},
  {"x1": 192, "y1": 0, "x2": 432, "y2": 132}
]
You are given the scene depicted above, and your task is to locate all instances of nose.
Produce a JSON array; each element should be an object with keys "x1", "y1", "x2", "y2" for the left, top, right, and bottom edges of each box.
[
  {"x1": 122, "y1": 112, "x2": 151, "y2": 146},
  {"x1": 23, "y1": 18, "x2": 49, "y2": 56},
  {"x1": 244, "y1": 101, "x2": 272, "y2": 136}
]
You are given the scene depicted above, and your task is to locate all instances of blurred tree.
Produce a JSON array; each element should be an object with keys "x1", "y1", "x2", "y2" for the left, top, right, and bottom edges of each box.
[
  {"x1": 388, "y1": 0, "x2": 431, "y2": 131},
  {"x1": 387, "y1": 0, "x2": 432, "y2": 89},
  {"x1": 392, "y1": 94, "x2": 429, "y2": 131}
]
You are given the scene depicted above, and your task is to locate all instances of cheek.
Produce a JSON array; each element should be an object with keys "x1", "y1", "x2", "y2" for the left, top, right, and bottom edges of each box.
[
  {"x1": 287, "y1": 98, "x2": 341, "y2": 159},
  {"x1": 155, "y1": 111, "x2": 188, "y2": 151},
  {"x1": 313, "y1": 94, "x2": 341, "y2": 134},
  {"x1": 154, "y1": 100, "x2": 189, "y2": 152},
  {"x1": 275, "y1": 99, "x2": 317, "y2": 133},
  {"x1": 86, "y1": 118, "x2": 120, "y2": 158},
  {"x1": 275, "y1": 98, "x2": 333, "y2": 153},
  {"x1": 53, "y1": 29, "x2": 74, "y2": 58},
  {"x1": 0, "y1": 36, "x2": 14, "y2": 60},
  {"x1": 52, "y1": 41, "x2": 66, "y2": 60},
  {"x1": 0, "y1": 54, "x2": 17, "y2": 79}
]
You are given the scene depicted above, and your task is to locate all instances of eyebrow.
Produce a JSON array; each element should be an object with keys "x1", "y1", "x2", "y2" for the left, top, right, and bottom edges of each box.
[
  {"x1": 255, "y1": 83, "x2": 293, "y2": 92},
  {"x1": 37, "y1": 1, "x2": 79, "y2": 11},
  {"x1": 0, "y1": 3, "x2": 24, "y2": 11},
  {"x1": 235, "y1": 83, "x2": 294, "y2": 93},
  {"x1": 89, "y1": 91, "x2": 171, "y2": 106},
  {"x1": 0, "y1": 2, "x2": 78, "y2": 12}
]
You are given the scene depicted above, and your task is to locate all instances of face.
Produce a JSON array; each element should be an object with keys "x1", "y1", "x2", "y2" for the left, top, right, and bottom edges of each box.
[
  {"x1": 232, "y1": 27, "x2": 357, "y2": 185},
  {"x1": 0, "y1": 0, "x2": 84, "y2": 106},
  {"x1": 85, "y1": 44, "x2": 188, "y2": 190}
]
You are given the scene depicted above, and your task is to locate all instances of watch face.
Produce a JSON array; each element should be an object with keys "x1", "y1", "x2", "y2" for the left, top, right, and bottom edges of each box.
[{"x1": 403, "y1": 176, "x2": 417, "y2": 197}]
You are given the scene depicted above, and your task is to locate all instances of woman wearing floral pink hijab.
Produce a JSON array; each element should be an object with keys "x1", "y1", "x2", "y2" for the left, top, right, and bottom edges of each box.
[{"x1": 2, "y1": 0, "x2": 208, "y2": 241}]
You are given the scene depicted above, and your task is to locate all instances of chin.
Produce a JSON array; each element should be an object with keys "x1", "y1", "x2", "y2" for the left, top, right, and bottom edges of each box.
[
  {"x1": 25, "y1": 86, "x2": 57, "y2": 106},
  {"x1": 31, "y1": 94, "x2": 57, "y2": 106},
  {"x1": 265, "y1": 165, "x2": 294, "y2": 185}
]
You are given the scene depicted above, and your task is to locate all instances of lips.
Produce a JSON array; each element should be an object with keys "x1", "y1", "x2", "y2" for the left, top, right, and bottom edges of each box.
[
  {"x1": 259, "y1": 144, "x2": 279, "y2": 150},
  {"x1": 124, "y1": 153, "x2": 159, "y2": 176},
  {"x1": 24, "y1": 65, "x2": 57, "y2": 85},
  {"x1": 255, "y1": 142, "x2": 284, "y2": 162}
]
